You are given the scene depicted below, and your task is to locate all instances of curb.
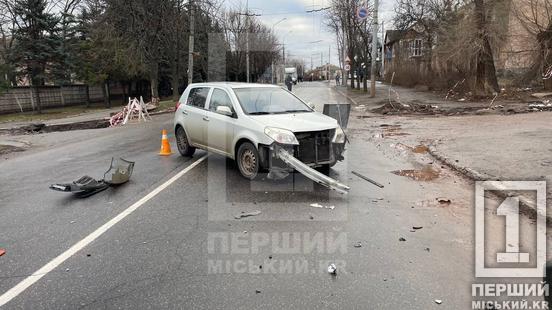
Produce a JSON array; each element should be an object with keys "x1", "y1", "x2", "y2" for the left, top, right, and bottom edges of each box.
[
  {"x1": 0, "y1": 119, "x2": 110, "y2": 135},
  {"x1": 0, "y1": 109, "x2": 175, "y2": 136},
  {"x1": 428, "y1": 144, "x2": 549, "y2": 222},
  {"x1": 335, "y1": 87, "x2": 360, "y2": 106}
]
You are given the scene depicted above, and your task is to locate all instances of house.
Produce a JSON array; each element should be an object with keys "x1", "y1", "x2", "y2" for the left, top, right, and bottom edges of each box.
[
  {"x1": 383, "y1": 27, "x2": 433, "y2": 86},
  {"x1": 383, "y1": 0, "x2": 545, "y2": 88}
]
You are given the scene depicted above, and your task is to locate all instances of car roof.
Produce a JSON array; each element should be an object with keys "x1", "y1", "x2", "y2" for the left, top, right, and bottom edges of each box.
[{"x1": 188, "y1": 82, "x2": 280, "y2": 90}]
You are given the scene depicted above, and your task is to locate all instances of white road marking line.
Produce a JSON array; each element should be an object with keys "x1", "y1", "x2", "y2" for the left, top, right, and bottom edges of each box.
[{"x1": 0, "y1": 155, "x2": 207, "y2": 307}]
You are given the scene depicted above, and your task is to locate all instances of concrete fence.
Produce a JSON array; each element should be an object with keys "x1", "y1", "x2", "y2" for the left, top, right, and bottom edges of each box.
[{"x1": 0, "y1": 85, "x2": 107, "y2": 114}]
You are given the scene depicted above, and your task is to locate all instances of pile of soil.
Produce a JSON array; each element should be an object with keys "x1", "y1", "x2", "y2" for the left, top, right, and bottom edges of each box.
[{"x1": 371, "y1": 100, "x2": 442, "y2": 115}]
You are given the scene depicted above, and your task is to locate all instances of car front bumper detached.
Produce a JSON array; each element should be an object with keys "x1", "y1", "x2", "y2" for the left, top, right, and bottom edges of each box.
[{"x1": 274, "y1": 146, "x2": 350, "y2": 194}]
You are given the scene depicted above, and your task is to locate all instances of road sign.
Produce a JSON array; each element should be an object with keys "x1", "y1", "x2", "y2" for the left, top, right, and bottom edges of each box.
[
  {"x1": 357, "y1": 7, "x2": 368, "y2": 20},
  {"x1": 345, "y1": 64, "x2": 351, "y2": 71},
  {"x1": 345, "y1": 56, "x2": 351, "y2": 63}
]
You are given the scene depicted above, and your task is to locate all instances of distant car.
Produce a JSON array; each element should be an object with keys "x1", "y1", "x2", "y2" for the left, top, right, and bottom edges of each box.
[{"x1": 173, "y1": 82, "x2": 346, "y2": 179}]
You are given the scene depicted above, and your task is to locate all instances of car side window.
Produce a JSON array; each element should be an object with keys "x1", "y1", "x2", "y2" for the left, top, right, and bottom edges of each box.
[
  {"x1": 209, "y1": 89, "x2": 234, "y2": 113},
  {"x1": 187, "y1": 87, "x2": 210, "y2": 109}
]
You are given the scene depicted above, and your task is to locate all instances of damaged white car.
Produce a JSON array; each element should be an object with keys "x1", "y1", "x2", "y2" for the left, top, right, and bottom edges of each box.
[{"x1": 173, "y1": 82, "x2": 349, "y2": 193}]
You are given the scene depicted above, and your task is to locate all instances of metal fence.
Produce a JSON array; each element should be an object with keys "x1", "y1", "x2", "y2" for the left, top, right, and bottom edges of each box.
[{"x1": 0, "y1": 85, "x2": 106, "y2": 114}]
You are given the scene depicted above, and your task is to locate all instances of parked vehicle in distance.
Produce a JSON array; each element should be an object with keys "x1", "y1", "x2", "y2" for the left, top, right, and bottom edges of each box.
[
  {"x1": 173, "y1": 82, "x2": 346, "y2": 179},
  {"x1": 285, "y1": 67, "x2": 298, "y2": 84}
]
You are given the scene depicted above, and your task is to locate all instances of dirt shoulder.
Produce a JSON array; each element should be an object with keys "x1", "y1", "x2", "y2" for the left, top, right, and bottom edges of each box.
[
  {"x1": 343, "y1": 89, "x2": 552, "y2": 215},
  {"x1": 337, "y1": 83, "x2": 552, "y2": 116}
]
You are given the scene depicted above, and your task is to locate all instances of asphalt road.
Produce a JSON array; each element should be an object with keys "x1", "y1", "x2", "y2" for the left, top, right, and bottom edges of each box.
[{"x1": 0, "y1": 82, "x2": 545, "y2": 309}]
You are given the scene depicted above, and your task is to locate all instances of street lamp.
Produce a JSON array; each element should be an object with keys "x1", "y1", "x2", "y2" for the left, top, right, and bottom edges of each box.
[
  {"x1": 272, "y1": 18, "x2": 287, "y2": 33},
  {"x1": 271, "y1": 18, "x2": 287, "y2": 84}
]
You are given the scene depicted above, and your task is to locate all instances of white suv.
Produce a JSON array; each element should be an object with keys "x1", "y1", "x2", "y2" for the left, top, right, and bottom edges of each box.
[{"x1": 173, "y1": 82, "x2": 346, "y2": 179}]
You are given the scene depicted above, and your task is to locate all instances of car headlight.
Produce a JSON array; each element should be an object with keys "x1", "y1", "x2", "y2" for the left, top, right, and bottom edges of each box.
[
  {"x1": 264, "y1": 127, "x2": 299, "y2": 145},
  {"x1": 332, "y1": 126, "x2": 346, "y2": 143}
]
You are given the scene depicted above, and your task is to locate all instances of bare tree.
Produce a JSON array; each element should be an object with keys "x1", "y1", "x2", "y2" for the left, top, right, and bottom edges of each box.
[
  {"x1": 513, "y1": 0, "x2": 552, "y2": 89},
  {"x1": 327, "y1": 0, "x2": 375, "y2": 91},
  {"x1": 222, "y1": 8, "x2": 279, "y2": 82}
]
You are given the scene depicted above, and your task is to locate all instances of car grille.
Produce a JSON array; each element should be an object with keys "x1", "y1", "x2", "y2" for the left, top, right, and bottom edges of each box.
[{"x1": 294, "y1": 130, "x2": 333, "y2": 164}]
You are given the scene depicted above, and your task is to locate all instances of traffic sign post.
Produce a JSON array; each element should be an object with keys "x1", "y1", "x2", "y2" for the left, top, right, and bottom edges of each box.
[
  {"x1": 357, "y1": 7, "x2": 368, "y2": 20},
  {"x1": 344, "y1": 64, "x2": 351, "y2": 71}
]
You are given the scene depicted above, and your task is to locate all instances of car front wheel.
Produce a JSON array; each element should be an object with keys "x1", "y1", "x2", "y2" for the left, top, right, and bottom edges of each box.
[
  {"x1": 176, "y1": 126, "x2": 196, "y2": 157},
  {"x1": 236, "y1": 142, "x2": 259, "y2": 180}
]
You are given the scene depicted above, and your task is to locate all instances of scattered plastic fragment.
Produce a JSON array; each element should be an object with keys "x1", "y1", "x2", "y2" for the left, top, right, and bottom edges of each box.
[
  {"x1": 234, "y1": 210, "x2": 261, "y2": 219},
  {"x1": 310, "y1": 203, "x2": 335, "y2": 210},
  {"x1": 354, "y1": 242, "x2": 362, "y2": 248},
  {"x1": 412, "y1": 226, "x2": 423, "y2": 230},
  {"x1": 436, "y1": 198, "x2": 451, "y2": 205},
  {"x1": 0, "y1": 248, "x2": 5, "y2": 257},
  {"x1": 50, "y1": 158, "x2": 135, "y2": 198},
  {"x1": 434, "y1": 299, "x2": 442, "y2": 305},
  {"x1": 255, "y1": 290, "x2": 261, "y2": 294},
  {"x1": 327, "y1": 263, "x2": 337, "y2": 275},
  {"x1": 399, "y1": 237, "x2": 406, "y2": 242}
]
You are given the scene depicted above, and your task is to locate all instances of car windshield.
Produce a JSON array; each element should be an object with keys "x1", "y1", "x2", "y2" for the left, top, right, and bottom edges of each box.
[{"x1": 233, "y1": 87, "x2": 312, "y2": 115}]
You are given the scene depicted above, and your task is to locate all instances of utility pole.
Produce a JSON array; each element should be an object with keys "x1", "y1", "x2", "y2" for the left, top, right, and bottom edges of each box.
[
  {"x1": 187, "y1": 0, "x2": 195, "y2": 86},
  {"x1": 370, "y1": 0, "x2": 379, "y2": 97},
  {"x1": 381, "y1": 21, "x2": 385, "y2": 79},
  {"x1": 271, "y1": 18, "x2": 286, "y2": 84},
  {"x1": 246, "y1": 0, "x2": 250, "y2": 83},
  {"x1": 283, "y1": 44, "x2": 285, "y2": 66},
  {"x1": 328, "y1": 45, "x2": 331, "y2": 81}
]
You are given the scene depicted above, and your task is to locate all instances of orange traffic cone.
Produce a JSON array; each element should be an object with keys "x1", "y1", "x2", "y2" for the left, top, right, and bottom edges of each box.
[{"x1": 159, "y1": 129, "x2": 173, "y2": 156}]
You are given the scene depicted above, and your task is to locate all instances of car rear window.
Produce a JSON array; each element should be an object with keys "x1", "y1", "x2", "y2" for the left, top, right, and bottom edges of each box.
[{"x1": 187, "y1": 87, "x2": 210, "y2": 108}]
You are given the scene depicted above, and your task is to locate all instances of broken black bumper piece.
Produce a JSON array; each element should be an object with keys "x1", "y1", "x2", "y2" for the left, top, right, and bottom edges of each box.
[{"x1": 49, "y1": 158, "x2": 135, "y2": 198}]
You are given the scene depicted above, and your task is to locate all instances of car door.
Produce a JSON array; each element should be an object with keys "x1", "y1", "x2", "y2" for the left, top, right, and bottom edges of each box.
[
  {"x1": 205, "y1": 88, "x2": 236, "y2": 156},
  {"x1": 182, "y1": 87, "x2": 211, "y2": 147}
]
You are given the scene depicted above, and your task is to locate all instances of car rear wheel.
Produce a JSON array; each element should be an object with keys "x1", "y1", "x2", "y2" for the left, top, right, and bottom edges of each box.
[
  {"x1": 176, "y1": 126, "x2": 196, "y2": 157},
  {"x1": 237, "y1": 142, "x2": 259, "y2": 180}
]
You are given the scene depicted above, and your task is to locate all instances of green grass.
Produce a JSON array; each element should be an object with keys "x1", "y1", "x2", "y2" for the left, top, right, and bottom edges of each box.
[
  {"x1": 0, "y1": 99, "x2": 176, "y2": 124},
  {"x1": 157, "y1": 99, "x2": 176, "y2": 111},
  {"x1": 0, "y1": 103, "x2": 113, "y2": 124}
]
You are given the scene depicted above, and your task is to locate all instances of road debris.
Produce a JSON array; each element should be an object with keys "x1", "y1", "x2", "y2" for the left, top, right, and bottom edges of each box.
[
  {"x1": 399, "y1": 237, "x2": 406, "y2": 242},
  {"x1": 412, "y1": 226, "x2": 423, "y2": 230},
  {"x1": 436, "y1": 198, "x2": 451, "y2": 205},
  {"x1": 0, "y1": 248, "x2": 5, "y2": 256},
  {"x1": 310, "y1": 203, "x2": 335, "y2": 210},
  {"x1": 234, "y1": 210, "x2": 262, "y2": 219},
  {"x1": 49, "y1": 158, "x2": 135, "y2": 198},
  {"x1": 255, "y1": 290, "x2": 261, "y2": 294},
  {"x1": 528, "y1": 102, "x2": 552, "y2": 111},
  {"x1": 354, "y1": 242, "x2": 362, "y2": 248},
  {"x1": 327, "y1": 263, "x2": 337, "y2": 275},
  {"x1": 434, "y1": 299, "x2": 443, "y2": 305},
  {"x1": 531, "y1": 92, "x2": 552, "y2": 99},
  {"x1": 351, "y1": 171, "x2": 384, "y2": 188},
  {"x1": 425, "y1": 247, "x2": 431, "y2": 252}
]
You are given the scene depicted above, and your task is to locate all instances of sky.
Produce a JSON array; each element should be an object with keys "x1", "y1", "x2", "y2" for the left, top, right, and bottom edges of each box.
[{"x1": 223, "y1": 0, "x2": 396, "y2": 68}]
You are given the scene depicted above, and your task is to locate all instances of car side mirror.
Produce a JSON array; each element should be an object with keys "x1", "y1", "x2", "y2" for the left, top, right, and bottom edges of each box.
[{"x1": 216, "y1": 105, "x2": 234, "y2": 117}]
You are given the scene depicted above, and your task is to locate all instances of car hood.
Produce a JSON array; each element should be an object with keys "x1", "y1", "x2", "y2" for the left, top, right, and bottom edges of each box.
[{"x1": 250, "y1": 112, "x2": 338, "y2": 133}]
